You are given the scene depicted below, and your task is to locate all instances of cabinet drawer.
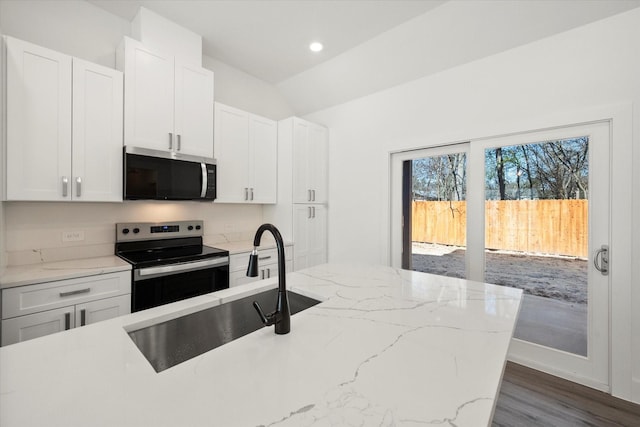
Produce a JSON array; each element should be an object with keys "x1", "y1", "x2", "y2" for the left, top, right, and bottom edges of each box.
[
  {"x1": 228, "y1": 246, "x2": 293, "y2": 273},
  {"x1": 2, "y1": 271, "x2": 131, "y2": 319}
]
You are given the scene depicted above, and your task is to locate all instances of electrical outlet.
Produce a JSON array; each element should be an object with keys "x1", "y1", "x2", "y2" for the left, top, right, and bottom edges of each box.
[{"x1": 62, "y1": 230, "x2": 85, "y2": 242}]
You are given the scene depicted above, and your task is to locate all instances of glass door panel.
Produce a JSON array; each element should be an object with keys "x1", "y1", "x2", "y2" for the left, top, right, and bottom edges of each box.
[
  {"x1": 410, "y1": 153, "x2": 467, "y2": 278},
  {"x1": 484, "y1": 137, "x2": 589, "y2": 356}
]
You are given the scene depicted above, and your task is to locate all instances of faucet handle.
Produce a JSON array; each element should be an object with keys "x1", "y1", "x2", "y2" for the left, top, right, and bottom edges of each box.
[{"x1": 253, "y1": 301, "x2": 275, "y2": 326}]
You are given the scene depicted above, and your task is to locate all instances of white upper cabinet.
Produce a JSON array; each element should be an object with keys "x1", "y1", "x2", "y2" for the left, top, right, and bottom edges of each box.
[
  {"x1": 249, "y1": 114, "x2": 278, "y2": 203},
  {"x1": 72, "y1": 59, "x2": 124, "y2": 202},
  {"x1": 119, "y1": 37, "x2": 214, "y2": 158},
  {"x1": 4, "y1": 36, "x2": 123, "y2": 202},
  {"x1": 214, "y1": 103, "x2": 277, "y2": 204},
  {"x1": 292, "y1": 118, "x2": 328, "y2": 204},
  {"x1": 5, "y1": 37, "x2": 72, "y2": 201}
]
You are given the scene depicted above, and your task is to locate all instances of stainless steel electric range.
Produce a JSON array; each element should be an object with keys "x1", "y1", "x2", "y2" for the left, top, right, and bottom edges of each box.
[{"x1": 115, "y1": 220, "x2": 229, "y2": 312}]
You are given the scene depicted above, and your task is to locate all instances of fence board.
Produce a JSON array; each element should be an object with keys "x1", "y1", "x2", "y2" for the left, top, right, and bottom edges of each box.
[{"x1": 412, "y1": 200, "x2": 587, "y2": 257}]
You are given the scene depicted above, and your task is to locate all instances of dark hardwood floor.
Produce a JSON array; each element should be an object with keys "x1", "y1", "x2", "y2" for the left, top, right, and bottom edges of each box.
[{"x1": 493, "y1": 362, "x2": 640, "y2": 426}]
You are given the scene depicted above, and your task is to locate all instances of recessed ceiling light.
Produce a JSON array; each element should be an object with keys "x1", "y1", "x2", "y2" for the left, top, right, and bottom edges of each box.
[{"x1": 309, "y1": 42, "x2": 323, "y2": 52}]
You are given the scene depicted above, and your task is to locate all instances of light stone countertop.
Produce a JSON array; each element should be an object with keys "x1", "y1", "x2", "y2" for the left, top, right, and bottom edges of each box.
[
  {"x1": 0, "y1": 256, "x2": 131, "y2": 289},
  {"x1": 0, "y1": 263, "x2": 522, "y2": 426}
]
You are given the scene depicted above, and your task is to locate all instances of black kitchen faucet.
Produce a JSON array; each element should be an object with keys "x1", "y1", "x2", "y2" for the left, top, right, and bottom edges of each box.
[{"x1": 247, "y1": 224, "x2": 290, "y2": 334}]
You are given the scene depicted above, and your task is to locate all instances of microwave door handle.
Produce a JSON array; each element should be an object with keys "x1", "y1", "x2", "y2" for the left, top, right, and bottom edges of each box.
[{"x1": 201, "y1": 163, "x2": 207, "y2": 198}]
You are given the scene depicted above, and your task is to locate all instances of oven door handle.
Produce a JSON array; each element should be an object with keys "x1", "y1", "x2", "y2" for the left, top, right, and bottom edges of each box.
[{"x1": 137, "y1": 257, "x2": 229, "y2": 278}]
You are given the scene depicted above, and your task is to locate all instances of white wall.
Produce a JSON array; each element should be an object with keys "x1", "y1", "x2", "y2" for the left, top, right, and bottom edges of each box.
[
  {"x1": 203, "y1": 55, "x2": 293, "y2": 120},
  {"x1": 306, "y1": 8, "x2": 640, "y2": 402}
]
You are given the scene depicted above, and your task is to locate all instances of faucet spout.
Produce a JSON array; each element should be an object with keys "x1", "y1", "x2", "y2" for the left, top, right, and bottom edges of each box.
[{"x1": 247, "y1": 224, "x2": 290, "y2": 334}]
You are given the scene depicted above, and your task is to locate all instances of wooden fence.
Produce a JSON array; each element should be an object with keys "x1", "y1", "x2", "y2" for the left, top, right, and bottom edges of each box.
[{"x1": 412, "y1": 200, "x2": 588, "y2": 257}]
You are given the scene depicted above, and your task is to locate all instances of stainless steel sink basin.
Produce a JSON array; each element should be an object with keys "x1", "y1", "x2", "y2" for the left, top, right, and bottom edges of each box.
[{"x1": 128, "y1": 289, "x2": 321, "y2": 372}]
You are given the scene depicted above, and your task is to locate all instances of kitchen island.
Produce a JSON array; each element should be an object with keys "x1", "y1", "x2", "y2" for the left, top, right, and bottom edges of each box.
[{"x1": 0, "y1": 263, "x2": 521, "y2": 426}]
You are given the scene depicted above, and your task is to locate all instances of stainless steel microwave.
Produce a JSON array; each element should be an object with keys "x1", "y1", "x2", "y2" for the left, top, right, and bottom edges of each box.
[{"x1": 124, "y1": 146, "x2": 216, "y2": 201}]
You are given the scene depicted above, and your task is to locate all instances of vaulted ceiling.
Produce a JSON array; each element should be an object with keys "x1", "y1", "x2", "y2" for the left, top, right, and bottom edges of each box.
[{"x1": 89, "y1": 0, "x2": 640, "y2": 114}]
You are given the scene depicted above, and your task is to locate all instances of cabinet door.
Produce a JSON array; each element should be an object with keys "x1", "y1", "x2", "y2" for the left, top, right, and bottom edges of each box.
[
  {"x1": 293, "y1": 205, "x2": 312, "y2": 270},
  {"x1": 174, "y1": 62, "x2": 214, "y2": 158},
  {"x1": 308, "y1": 124, "x2": 328, "y2": 204},
  {"x1": 72, "y1": 59, "x2": 124, "y2": 202},
  {"x1": 214, "y1": 103, "x2": 250, "y2": 202},
  {"x1": 293, "y1": 205, "x2": 327, "y2": 270},
  {"x1": 122, "y1": 38, "x2": 174, "y2": 151},
  {"x1": 309, "y1": 205, "x2": 328, "y2": 266},
  {"x1": 249, "y1": 114, "x2": 278, "y2": 203},
  {"x1": 292, "y1": 119, "x2": 311, "y2": 203},
  {"x1": 75, "y1": 294, "x2": 130, "y2": 327},
  {"x1": 1, "y1": 307, "x2": 75, "y2": 346},
  {"x1": 5, "y1": 36, "x2": 72, "y2": 201}
]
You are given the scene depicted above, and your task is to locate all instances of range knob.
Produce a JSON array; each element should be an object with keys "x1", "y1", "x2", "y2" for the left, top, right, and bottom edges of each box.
[
  {"x1": 122, "y1": 228, "x2": 130, "y2": 235},
  {"x1": 133, "y1": 228, "x2": 140, "y2": 234},
  {"x1": 195, "y1": 225, "x2": 201, "y2": 230},
  {"x1": 188, "y1": 225, "x2": 194, "y2": 231}
]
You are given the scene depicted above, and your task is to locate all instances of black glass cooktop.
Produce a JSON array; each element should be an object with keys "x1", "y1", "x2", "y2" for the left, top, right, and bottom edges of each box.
[{"x1": 116, "y1": 237, "x2": 228, "y2": 268}]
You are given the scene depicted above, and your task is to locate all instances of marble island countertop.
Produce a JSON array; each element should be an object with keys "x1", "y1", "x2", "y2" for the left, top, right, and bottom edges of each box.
[{"x1": 0, "y1": 263, "x2": 522, "y2": 426}]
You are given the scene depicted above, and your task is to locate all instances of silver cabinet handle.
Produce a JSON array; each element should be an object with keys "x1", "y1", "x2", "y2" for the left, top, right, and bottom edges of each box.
[
  {"x1": 250, "y1": 188, "x2": 254, "y2": 201},
  {"x1": 62, "y1": 176, "x2": 69, "y2": 197},
  {"x1": 308, "y1": 189, "x2": 312, "y2": 201},
  {"x1": 594, "y1": 245, "x2": 609, "y2": 275},
  {"x1": 258, "y1": 255, "x2": 272, "y2": 261},
  {"x1": 64, "y1": 312, "x2": 71, "y2": 330},
  {"x1": 244, "y1": 188, "x2": 249, "y2": 201},
  {"x1": 308, "y1": 207, "x2": 312, "y2": 218},
  {"x1": 80, "y1": 309, "x2": 87, "y2": 326},
  {"x1": 177, "y1": 134, "x2": 181, "y2": 151},
  {"x1": 76, "y1": 177, "x2": 82, "y2": 197},
  {"x1": 261, "y1": 269, "x2": 265, "y2": 280},
  {"x1": 169, "y1": 132, "x2": 173, "y2": 150},
  {"x1": 312, "y1": 190, "x2": 316, "y2": 201},
  {"x1": 59, "y1": 288, "x2": 91, "y2": 297},
  {"x1": 313, "y1": 206, "x2": 316, "y2": 218},
  {"x1": 267, "y1": 268, "x2": 271, "y2": 278}
]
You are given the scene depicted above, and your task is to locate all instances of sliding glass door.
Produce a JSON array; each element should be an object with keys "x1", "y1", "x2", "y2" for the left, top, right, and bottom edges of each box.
[{"x1": 391, "y1": 121, "x2": 611, "y2": 390}]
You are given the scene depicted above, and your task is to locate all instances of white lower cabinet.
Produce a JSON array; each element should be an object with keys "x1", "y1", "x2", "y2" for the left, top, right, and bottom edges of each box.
[
  {"x1": 293, "y1": 205, "x2": 327, "y2": 270},
  {"x1": 228, "y1": 245, "x2": 293, "y2": 288},
  {"x1": 1, "y1": 271, "x2": 131, "y2": 346}
]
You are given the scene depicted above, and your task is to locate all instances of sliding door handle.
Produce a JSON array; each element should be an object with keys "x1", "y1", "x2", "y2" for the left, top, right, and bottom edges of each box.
[{"x1": 594, "y1": 245, "x2": 609, "y2": 276}]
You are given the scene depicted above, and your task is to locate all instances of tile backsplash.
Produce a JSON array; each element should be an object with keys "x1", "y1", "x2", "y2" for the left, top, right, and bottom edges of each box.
[{"x1": 5, "y1": 201, "x2": 264, "y2": 266}]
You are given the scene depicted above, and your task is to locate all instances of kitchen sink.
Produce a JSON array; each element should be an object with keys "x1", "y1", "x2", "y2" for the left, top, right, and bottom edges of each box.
[{"x1": 127, "y1": 289, "x2": 321, "y2": 372}]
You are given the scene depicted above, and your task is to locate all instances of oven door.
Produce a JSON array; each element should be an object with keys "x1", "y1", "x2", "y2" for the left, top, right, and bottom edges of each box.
[{"x1": 132, "y1": 258, "x2": 229, "y2": 312}]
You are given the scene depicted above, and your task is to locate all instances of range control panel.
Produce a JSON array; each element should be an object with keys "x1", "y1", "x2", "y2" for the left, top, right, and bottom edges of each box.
[{"x1": 116, "y1": 220, "x2": 204, "y2": 242}]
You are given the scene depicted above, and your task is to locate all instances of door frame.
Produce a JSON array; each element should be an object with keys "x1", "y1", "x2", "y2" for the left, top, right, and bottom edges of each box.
[{"x1": 387, "y1": 103, "x2": 633, "y2": 399}]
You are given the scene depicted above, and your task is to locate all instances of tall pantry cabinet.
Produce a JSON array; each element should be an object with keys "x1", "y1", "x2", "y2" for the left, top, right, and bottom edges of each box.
[
  {"x1": 265, "y1": 117, "x2": 328, "y2": 270},
  {"x1": 3, "y1": 36, "x2": 123, "y2": 202}
]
